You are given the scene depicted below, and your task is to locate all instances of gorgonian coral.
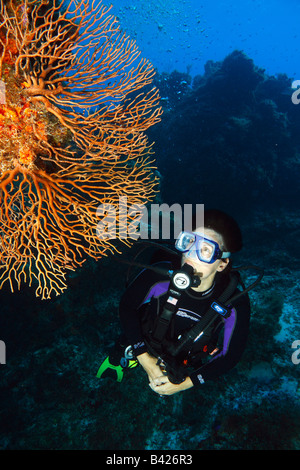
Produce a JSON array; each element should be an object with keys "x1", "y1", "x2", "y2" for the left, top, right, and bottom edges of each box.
[{"x1": 0, "y1": 0, "x2": 162, "y2": 298}]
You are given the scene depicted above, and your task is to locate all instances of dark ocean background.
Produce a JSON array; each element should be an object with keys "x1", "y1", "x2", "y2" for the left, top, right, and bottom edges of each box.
[{"x1": 1, "y1": 0, "x2": 300, "y2": 451}]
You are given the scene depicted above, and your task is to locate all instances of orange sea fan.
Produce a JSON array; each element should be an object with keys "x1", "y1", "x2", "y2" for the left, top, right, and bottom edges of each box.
[{"x1": 0, "y1": 0, "x2": 162, "y2": 299}]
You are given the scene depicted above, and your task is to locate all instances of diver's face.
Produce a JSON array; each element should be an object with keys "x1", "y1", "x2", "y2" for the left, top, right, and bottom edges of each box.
[{"x1": 181, "y1": 228, "x2": 229, "y2": 288}]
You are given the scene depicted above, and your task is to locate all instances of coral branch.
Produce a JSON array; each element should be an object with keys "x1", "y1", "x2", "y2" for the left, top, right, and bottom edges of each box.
[{"x1": 0, "y1": 0, "x2": 162, "y2": 298}]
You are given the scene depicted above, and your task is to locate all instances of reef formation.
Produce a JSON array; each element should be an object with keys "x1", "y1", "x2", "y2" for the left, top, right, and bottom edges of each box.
[{"x1": 150, "y1": 50, "x2": 300, "y2": 216}]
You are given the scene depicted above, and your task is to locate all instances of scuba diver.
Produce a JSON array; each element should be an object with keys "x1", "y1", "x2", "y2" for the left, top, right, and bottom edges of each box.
[{"x1": 97, "y1": 209, "x2": 263, "y2": 396}]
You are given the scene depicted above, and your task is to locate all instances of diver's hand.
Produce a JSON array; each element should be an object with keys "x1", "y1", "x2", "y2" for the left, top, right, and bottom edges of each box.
[
  {"x1": 137, "y1": 352, "x2": 164, "y2": 382},
  {"x1": 149, "y1": 375, "x2": 193, "y2": 396}
]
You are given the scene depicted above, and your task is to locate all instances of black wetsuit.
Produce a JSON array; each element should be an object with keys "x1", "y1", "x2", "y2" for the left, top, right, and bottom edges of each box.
[{"x1": 119, "y1": 261, "x2": 251, "y2": 387}]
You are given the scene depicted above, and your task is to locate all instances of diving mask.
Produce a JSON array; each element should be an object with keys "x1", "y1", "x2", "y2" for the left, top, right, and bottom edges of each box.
[{"x1": 175, "y1": 231, "x2": 231, "y2": 264}]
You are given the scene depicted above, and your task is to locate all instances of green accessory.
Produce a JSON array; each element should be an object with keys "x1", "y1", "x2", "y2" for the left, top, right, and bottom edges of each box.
[
  {"x1": 128, "y1": 359, "x2": 139, "y2": 369},
  {"x1": 96, "y1": 355, "x2": 138, "y2": 383},
  {"x1": 96, "y1": 356, "x2": 124, "y2": 382}
]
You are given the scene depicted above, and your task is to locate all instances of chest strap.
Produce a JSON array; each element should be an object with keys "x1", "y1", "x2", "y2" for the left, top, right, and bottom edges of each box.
[
  {"x1": 167, "y1": 272, "x2": 240, "y2": 358},
  {"x1": 149, "y1": 265, "x2": 195, "y2": 348},
  {"x1": 150, "y1": 270, "x2": 240, "y2": 358}
]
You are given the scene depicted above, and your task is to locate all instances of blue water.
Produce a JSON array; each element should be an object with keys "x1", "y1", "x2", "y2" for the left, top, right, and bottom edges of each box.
[{"x1": 108, "y1": 0, "x2": 300, "y2": 79}]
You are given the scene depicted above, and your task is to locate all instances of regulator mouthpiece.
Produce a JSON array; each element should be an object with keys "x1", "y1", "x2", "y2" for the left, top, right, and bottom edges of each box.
[{"x1": 171, "y1": 263, "x2": 201, "y2": 290}]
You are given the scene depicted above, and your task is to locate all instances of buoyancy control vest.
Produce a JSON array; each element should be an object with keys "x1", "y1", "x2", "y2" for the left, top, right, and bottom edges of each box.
[{"x1": 113, "y1": 241, "x2": 264, "y2": 384}]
